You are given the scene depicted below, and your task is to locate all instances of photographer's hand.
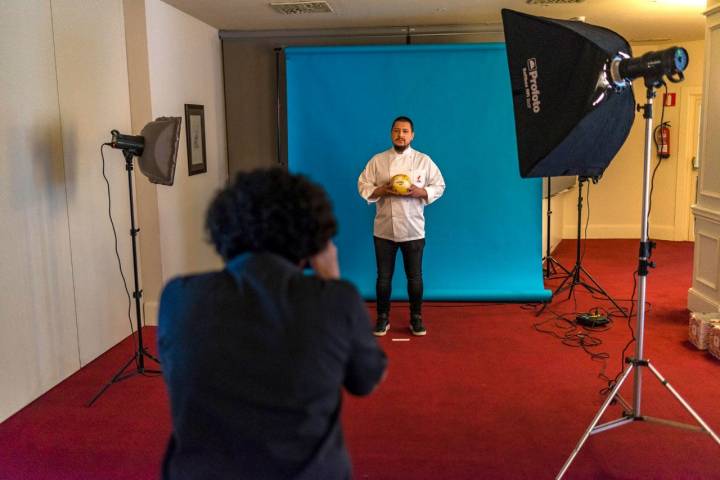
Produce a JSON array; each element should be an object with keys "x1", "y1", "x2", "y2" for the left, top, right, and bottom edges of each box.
[{"x1": 309, "y1": 240, "x2": 340, "y2": 280}]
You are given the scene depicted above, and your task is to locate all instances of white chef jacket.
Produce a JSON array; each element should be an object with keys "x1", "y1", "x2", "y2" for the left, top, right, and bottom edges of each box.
[{"x1": 358, "y1": 146, "x2": 446, "y2": 242}]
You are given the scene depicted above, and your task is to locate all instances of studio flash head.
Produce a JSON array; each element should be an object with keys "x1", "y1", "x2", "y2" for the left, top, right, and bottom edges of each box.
[
  {"x1": 110, "y1": 130, "x2": 145, "y2": 157},
  {"x1": 610, "y1": 46, "x2": 689, "y2": 88}
]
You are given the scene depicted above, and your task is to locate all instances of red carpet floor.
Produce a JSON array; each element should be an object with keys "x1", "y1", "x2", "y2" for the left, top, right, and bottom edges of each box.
[{"x1": 1, "y1": 239, "x2": 719, "y2": 479}]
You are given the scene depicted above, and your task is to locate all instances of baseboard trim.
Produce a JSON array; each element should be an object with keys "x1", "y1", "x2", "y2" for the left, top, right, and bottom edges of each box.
[
  {"x1": 143, "y1": 300, "x2": 159, "y2": 326},
  {"x1": 562, "y1": 224, "x2": 675, "y2": 240},
  {"x1": 688, "y1": 287, "x2": 720, "y2": 313}
]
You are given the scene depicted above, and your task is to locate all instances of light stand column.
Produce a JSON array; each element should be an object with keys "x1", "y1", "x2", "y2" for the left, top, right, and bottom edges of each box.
[
  {"x1": 556, "y1": 85, "x2": 720, "y2": 479},
  {"x1": 543, "y1": 177, "x2": 571, "y2": 279},
  {"x1": 87, "y1": 150, "x2": 161, "y2": 406},
  {"x1": 127, "y1": 151, "x2": 147, "y2": 371},
  {"x1": 542, "y1": 176, "x2": 626, "y2": 315}
]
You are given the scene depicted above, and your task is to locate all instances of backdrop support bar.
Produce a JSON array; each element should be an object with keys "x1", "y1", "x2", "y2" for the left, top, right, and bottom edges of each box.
[{"x1": 220, "y1": 24, "x2": 502, "y2": 40}]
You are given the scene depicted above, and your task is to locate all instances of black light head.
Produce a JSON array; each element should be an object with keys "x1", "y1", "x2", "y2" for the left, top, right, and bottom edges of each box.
[
  {"x1": 610, "y1": 47, "x2": 689, "y2": 88},
  {"x1": 110, "y1": 130, "x2": 144, "y2": 157}
]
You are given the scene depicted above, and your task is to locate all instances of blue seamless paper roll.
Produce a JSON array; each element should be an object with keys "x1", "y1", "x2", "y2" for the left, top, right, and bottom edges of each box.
[{"x1": 286, "y1": 44, "x2": 551, "y2": 302}]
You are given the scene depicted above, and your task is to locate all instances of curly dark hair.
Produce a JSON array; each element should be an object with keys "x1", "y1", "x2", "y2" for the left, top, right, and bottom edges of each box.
[{"x1": 206, "y1": 168, "x2": 337, "y2": 263}]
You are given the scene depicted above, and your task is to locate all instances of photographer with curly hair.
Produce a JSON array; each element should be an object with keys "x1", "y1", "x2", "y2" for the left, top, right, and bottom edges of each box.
[{"x1": 158, "y1": 168, "x2": 387, "y2": 480}]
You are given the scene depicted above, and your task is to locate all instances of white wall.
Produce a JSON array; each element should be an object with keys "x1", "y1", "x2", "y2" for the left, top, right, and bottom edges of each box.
[
  {"x1": 542, "y1": 189, "x2": 567, "y2": 258},
  {"x1": 688, "y1": 3, "x2": 720, "y2": 312},
  {"x1": 52, "y1": 0, "x2": 136, "y2": 365},
  {"x1": 0, "y1": 0, "x2": 134, "y2": 422},
  {"x1": 0, "y1": 0, "x2": 227, "y2": 421},
  {"x1": 0, "y1": 1, "x2": 78, "y2": 423},
  {"x1": 145, "y1": 0, "x2": 227, "y2": 283}
]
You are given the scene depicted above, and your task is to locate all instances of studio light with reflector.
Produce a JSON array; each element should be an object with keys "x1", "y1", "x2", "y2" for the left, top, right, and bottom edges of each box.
[
  {"x1": 500, "y1": 9, "x2": 718, "y2": 478},
  {"x1": 88, "y1": 117, "x2": 181, "y2": 406}
]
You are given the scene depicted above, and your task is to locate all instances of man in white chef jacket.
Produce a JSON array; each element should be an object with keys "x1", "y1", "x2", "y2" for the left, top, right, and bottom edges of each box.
[{"x1": 358, "y1": 116, "x2": 446, "y2": 337}]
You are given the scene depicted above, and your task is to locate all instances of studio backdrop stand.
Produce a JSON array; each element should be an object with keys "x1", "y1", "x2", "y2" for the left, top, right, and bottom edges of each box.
[
  {"x1": 548, "y1": 176, "x2": 626, "y2": 315},
  {"x1": 87, "y1": 150, "x2": 161, "y2": 407},
  {"x1": 556, "y1": 85, "x2": 720, "y2": 479},
  {"x1": 542, "y1": 177, "x2": 572, "y2": 279}
]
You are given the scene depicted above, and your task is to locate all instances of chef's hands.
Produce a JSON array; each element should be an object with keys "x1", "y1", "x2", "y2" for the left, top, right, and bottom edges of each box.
[
  {"x1": 406, "y1": 185, "x2": 427, "y2": 199},
  {"x1": 370, "y1": 184, "x2": 396, "y2": 199}
]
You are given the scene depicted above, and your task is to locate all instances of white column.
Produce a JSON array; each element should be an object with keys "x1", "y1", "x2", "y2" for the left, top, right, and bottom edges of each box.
[{"x1": 688, "y1": 3, "x2": 720, "y2": 312}]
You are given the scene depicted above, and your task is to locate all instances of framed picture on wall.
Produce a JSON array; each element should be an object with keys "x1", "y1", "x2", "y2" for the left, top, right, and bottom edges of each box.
[{"x1": 184, "y1": 104, "x2": 207, "y2": 175}]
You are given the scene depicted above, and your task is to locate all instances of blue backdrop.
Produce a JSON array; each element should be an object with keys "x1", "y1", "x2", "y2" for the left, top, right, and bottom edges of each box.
[{"x1": 285, "y1": 44, "x2": 551, "y2": 301}]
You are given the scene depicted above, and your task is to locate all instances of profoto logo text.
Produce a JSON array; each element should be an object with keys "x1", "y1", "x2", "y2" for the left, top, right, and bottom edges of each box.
[{"x1": 523, "y1": 58, "x2": 541, "y2": 114}]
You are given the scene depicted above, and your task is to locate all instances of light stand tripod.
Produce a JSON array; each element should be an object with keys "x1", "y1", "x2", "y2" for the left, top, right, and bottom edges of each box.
[
  {"x1": 87, "y1": 150, "x2": 161, "y2": 407},
  {"x1": 543, "y1": 177, "x2": 571, "y2": 279},
  {"x1": 556, "y1": 85, "x2": 720, "y2": 479},
  {"x1": 550, "y1": 176, "x2": 626, "y2": 314}
]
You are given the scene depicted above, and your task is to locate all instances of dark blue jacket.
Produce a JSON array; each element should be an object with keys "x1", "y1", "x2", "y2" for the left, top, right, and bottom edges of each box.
[{"x1": 158, "y1": 252, "x2": 386, "y2": 480}]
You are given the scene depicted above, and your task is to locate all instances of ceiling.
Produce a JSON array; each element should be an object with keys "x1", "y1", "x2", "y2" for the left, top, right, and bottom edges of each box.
[{"x1": 161, "y1": 0, "x2": 708, "y2": 43}]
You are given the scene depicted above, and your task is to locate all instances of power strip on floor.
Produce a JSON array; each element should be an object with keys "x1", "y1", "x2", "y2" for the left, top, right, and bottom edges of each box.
[{"x1": 576, "y1": 312, "x2": 609, "y2": 327}]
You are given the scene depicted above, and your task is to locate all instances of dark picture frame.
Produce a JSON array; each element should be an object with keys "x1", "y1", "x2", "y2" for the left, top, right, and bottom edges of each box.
[{"x1": 184, "y1": 104, "x2": 207, "y2": 175}]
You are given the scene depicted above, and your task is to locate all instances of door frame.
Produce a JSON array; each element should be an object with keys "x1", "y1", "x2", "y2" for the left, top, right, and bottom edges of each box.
[{"x1": 674, "y1": 86, "x2": 703, "y2": 241}]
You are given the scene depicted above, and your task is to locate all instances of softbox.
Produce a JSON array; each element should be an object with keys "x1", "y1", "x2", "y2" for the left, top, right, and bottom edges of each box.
[
  {"x1": 501, "y1": 9, "x2": 636, "y2": 178},
  {"x1": 138, "y1": 117, "x2": 181, "y2": 186}
]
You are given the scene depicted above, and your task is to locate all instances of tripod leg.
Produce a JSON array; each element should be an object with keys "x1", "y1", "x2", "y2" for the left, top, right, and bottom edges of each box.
[
  {"x1": 556, "y1": 364, "x2": 635, "y2": 479},
  {"x1": 552, "y1": 265, "x2": 576, "y2": 297},
  {"x1": 565, "y1": 279, "x2": 577, "y2": 301},
  {"x1": 543, "y1": 256, "x2": 556, "y2": 278},
  {"x1": 86, "y1": 353, "x2": 137, "y2": 407},
  {"x1": 139, "y1": 348, "x2": 161, "y2": 375},
  {"x1": 544, "y1": 256, "x2": 572, "y2": 279},
  {"x1": 549, "y1": 257, "x2": 572, "y2": 277},
  {"x1": 646, "y1": 362, "x2": 720, "y2": 445},
  {"x1": 614, "y1": 393, "x2": 633, "y2": 413},
  {"x1": 141, "y1": 347, "x2": 161, "y2": 365},
  {"x1": 577, "y1": 265, "x2": 627, "y2": 316}
]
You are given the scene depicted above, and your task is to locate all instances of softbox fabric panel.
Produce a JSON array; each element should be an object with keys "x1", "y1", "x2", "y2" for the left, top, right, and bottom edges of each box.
[
  {"x1": 285, "y1": 44, "x2": 551, "y2": 302},
  {"x1": 501, "y1": 9, "x2": 635, "y2": 178},
  {"x1": 138, "y1": 116, "x2": 181, "y2": 186}
]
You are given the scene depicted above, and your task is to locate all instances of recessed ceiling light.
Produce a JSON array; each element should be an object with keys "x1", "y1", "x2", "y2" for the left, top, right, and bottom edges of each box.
[
  {"x1": 526, "y1": 0, "x2": 586, "y2": 5},
  {"x1": 649, "y1": 0, "x2": 705, "y2": 6},
  {"x1": 269, "y1": 1, "x2": 333, "y2": 15}
]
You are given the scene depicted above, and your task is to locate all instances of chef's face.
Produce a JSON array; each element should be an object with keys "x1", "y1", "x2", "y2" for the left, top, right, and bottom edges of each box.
[{"x1": 391, "y1": 121, "x2": 414, "y2": 150}]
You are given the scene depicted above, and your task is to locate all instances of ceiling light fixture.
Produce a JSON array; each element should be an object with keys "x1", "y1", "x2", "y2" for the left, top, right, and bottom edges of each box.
[{"x1": 269, "y1": 1, "x2": 333, "y2": 15}]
